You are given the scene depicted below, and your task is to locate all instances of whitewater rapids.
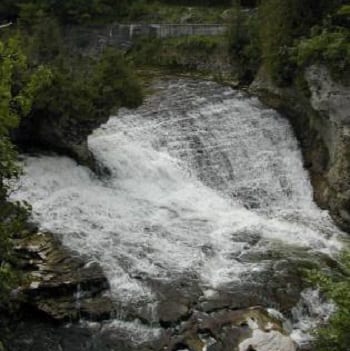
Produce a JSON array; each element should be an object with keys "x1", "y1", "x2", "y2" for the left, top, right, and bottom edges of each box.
[{"x1": 12, "y1": 78, "x2": 343, "y2": 347}]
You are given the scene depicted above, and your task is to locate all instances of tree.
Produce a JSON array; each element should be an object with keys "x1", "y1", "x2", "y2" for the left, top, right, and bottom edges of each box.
[{"x1": 0, "y1": 35, "x2": 51, "y2": 306}]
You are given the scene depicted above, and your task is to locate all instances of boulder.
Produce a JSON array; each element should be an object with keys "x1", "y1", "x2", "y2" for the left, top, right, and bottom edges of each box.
[
  {"x1": 239, "y1": 317, "x2": 296, "y2": 351},
  {"x1": 167, "y1": 306, "x2": 295, "y2": 351},
  {"x1": 14, "y1": 230, "x2": 114, "y2": 322}
]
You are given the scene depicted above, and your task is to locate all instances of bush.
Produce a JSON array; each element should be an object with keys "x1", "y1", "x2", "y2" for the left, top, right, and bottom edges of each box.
[
  {"x1": 258, "y1": 0, "x2": 342, "y2": 84},
  {"x1": 227, "y1": 2, "x2": 260, "y2": 83},
  {"x1": 17, "y1": 17, "x2": 143, "y2": 137},
  {"x1": 130, "y1": 35, "x2": 225, "y2": 70},
  {"x1": 295, "y1": 28, "x2": 350, "y2": 78},
  {"x1": 30, "y1": 48, "x2": 143, "y2": 127},
  {"x1": 308, "y1": 251, "x2": 350, "y2": 351}
]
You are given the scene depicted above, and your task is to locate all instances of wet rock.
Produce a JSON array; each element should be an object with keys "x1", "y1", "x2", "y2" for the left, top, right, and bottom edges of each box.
[
  {"x1": 14, "y1": 230, "x2": 114, "y2": 322},
  {"x1": 4, "y1": 305, "x2": 296, "y2": 351},
  {"x1": 166, "y1": 306, "x2": 294, "y2": 351},
  {"x1": 158, "y1": 301, "x2": 190, "y2": 326},
  {"x1": 238, "y1": 318, "x2": 296, "y2": 351},
  {"x1": 305, "y1": 65, "x2": 350, "y2": 125}
]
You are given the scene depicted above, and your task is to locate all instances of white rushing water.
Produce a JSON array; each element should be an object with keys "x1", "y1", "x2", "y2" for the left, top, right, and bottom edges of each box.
[{"x1": 12, "y1": 79, "x2": 343, "y2": 345}]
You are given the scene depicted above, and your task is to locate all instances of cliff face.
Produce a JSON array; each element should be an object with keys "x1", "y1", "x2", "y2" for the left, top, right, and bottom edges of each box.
[
  {"x1": 250, "y1": 65, "x2": 350, "y2": 233},
  {"x1": 13, "y1": 108, "x2": 107, "y2": 171}
]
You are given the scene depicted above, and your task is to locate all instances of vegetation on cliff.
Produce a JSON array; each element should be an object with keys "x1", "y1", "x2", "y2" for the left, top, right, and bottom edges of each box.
[
  {"x1": 3, "y1": 16, "x2": 143, "y2": 167},
  {"x1": 0, "y1": 6, "x2": 143, "y2": 317},
  {"x1": 0, "y1": 36, "x2": 51, "y2": 307},
  {"x1": 308, "y1": 252, "x2": 350, "y2": 351},
  {"x1": 228, "y1": 1, "x2": 350, "y2": 349},
  {"x1": 228, "y1": 0, "x2": 349, "y2": 85},
  {"x1": 130, "y1": 35, "x2": 227, "y2": 75}
]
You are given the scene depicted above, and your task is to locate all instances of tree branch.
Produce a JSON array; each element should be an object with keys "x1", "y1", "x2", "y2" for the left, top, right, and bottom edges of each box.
[{"x1": 0, "y1": 22, "x2": 12, "y2": 29}]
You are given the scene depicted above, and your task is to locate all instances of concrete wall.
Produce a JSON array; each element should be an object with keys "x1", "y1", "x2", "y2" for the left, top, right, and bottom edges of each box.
[
  {"x1": 116, "y1": 23, "x2": 226, "y2": 40},
  {"x1": 149, "y1": 24, "x2": 226, "y2": 38},
  {"x1": 64, "y1": 23, "x2": 226, "y2": 55}
]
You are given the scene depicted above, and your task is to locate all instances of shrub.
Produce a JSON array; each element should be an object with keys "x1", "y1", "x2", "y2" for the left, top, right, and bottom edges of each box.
[
  {"x1": 308, "y1": 251, "x2": 350, "y2": 351},
  {"x1": 0, "y1": 36, "x2": 50, "y2": 308},
  {"x1": 258, "y1": 0, "x2": 342, "y2": 84},
  {"x1": 294, "y1": 29, "x2": 350, "y2": 78},
  {"x1": 227, "y1": 2, "x2": 260, "y2": 83}
]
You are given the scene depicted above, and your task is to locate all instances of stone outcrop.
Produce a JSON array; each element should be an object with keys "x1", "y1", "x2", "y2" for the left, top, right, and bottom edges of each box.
[
  {"x1": 5, "y1": 304, "x2": 297, "y2": 351},
  {"x1": 13, "y1": 110, "x2": 106, "y2": 171},
  {"x1": 250, "y1": 65, "x2": 350, "y2": 233},
  {"x1": 167, "y1": 306, "x2": 296, "y2": 351},
  {"x1": 13, "y1": 229, "x2": 114, "y2": 322},
  {"x1": 239, "y1": 319, "x2": 296, "y2": 351}
]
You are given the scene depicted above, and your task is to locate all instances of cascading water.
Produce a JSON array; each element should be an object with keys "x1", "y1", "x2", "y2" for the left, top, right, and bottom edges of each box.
[{"x1": 12, "y1": 79, "x2": 343, "y2": 349}]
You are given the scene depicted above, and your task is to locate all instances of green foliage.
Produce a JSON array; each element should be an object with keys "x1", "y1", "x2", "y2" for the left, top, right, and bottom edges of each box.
[
  {"x1": 131, "y1": 35, "x2": 225, "y2": 70},
  {"x1": 23, "y1": 16, "x2": 64, "y2": 64},
  {"x1": 0, "y1": 35, "x2": 48, "y2": 308},
  {"x1": 0, "y1": 200, "x2": 29, "y2": 306},
  {"x1": 0, "y1": 0, "x2": 135, "y2": 24},
  {"x1": 225, "y1": 0, "x2": 348, "y2": 85},
  {"x1": 12, "y1": 15, "x2": 143, "y2": 140},
  {"x1": 257, "y1": 0, "x2": 343, "y2": 84},
  {"x1": 172, "y1": 35, "x2": 221, "y2": 52},
  {"x1": 92, "y1": 48, "x2": 143, "y2": 111},
  {"x1": 294, "y1": 28, "x2": 350, "y2": 78},
  {"x1": 308, "y1": 251, "x2": 350, "y2": 351},
  {"x1": 337, "y1": 5, "x2": 350, "y2": 17},
  {"x1": 30, "y1": 47, "x2": 143, "y2": 127},
  {"x1": 227, "y1": 2, "x2": 260, "y2": 83},
  {"x1": 258, "y1": 0, "x2": 297, "y2": 84},
  {"x1": 0, "y1": 37, "x2": 51, "y2": 188}
]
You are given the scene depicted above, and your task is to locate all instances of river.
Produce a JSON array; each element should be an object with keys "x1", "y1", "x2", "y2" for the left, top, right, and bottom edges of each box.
[{"x1": 12, "y1": 78, "x2": 344, "y2": 350}]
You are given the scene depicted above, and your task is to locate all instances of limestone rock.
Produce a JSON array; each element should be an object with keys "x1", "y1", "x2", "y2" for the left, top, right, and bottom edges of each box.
[
  {"x1": 305, "y1": 65, "x2": 350, "y2": 125},
  {"x1": 250, "y1": 65, "x2": 350, "y2": 233},
  {"x1": 14, "y1": 230, "x2": 114, "y2": 322},
  {"x1": 239, "y1": 318, "x2": 296, "y2": 351},
  {"x1": 166, "y1": 306, "x2": 293, "y2": 351}
]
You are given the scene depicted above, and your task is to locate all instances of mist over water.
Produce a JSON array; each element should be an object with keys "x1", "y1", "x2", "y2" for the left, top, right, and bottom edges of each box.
[{"x1": 12, "y1": 79, "x2": 343, "y2": 345}]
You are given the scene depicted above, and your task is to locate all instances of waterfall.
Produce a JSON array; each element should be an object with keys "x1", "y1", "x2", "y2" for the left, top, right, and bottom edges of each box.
[{"x1": 12, "y1": 78, "x2": 343, "y2": 348}]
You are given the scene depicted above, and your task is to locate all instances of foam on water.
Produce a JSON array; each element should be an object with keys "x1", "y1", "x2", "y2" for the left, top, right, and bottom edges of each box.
[{"x1": 12, "y1": 79, "x2": 343, "y2": 344}]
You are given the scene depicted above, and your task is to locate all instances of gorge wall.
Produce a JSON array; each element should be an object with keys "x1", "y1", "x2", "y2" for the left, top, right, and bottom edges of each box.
[{"x1": 250, "y1": 65, "x2": 350, "y2": 233}]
